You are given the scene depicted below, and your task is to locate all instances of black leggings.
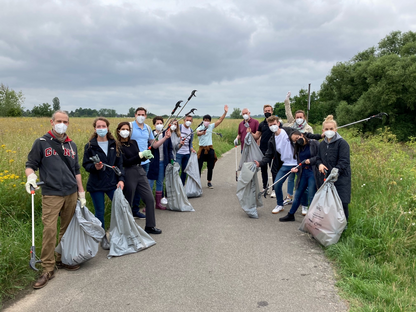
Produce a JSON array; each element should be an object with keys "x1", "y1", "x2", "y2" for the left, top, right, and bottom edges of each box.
[{"x1": 198, "y1": 149, "x2": 216, "y2": 181}]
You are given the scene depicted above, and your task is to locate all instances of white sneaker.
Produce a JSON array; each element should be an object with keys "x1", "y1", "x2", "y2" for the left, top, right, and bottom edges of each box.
[
  {"x1": 272, "y1": 205, "x2": 284, "y2": 214},
  {"x1": 302, "y1": 206, "x2": 308, "y2": 216},
  {"x1": 270, "y1": 190, "x2": 276, "y2": 198},
  {"x1": 283, "y1": 196, "x2": 293, "y2": 206}
]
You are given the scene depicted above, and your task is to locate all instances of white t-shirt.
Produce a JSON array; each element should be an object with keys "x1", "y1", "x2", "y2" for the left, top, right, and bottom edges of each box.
[
  {"x1": 274, "y1": 129, "x2": 297, "y2": 166},
  {"x1": 178, "y1": 125, "x2": 191, "y2": 155},
  {"x1": 157, "y1": 132, "x2": 164, "y2": 161},
  {"x1": 97, "y1": 141, "x2": 108, "y2": 156}
]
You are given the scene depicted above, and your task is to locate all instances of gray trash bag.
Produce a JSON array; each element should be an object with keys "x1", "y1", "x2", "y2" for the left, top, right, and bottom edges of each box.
[
  {"x1": 236, "y1": 162, "x2": 263, "y2": 218},
  {"x1": 165, "y1": 162, "x2": 195, "y2": 211},
  {"x1": 107, "y1": 188, "x2": 156, "y2": 259},
  {"x1": 238, "y1": 132, "x2": 264, "y2": 171},
  {"x1": 55, "y1": 201, "x2": 105, "y2": 265},
  {"x1": 184, "y1": 152, "x2": 203, "y2": 198},
  {"x1": 299, "y1": 168, "x2": 347, "y2": 247}
]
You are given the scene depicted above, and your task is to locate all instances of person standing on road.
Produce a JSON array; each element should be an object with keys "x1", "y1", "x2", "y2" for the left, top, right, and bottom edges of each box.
[
  {"x1": 25, "y1": 110, "x2": 86, "y2": 289},
  {"x1": 315, "y1": 115, "x2": 351, "y2": 221},
  {"x1": 82, "y1": 117, "x2": 125, "y2": 230},
  {"x1": 169, "y1": 119, "x2": 181, "y2": 161},
  {"x1": 282, "y1": 91, "x2": 314, "y2": 206},
  {"x1": 116, "y1": 121, "x2": 162, "y2": 234},
  {"x1": 234, "y1": 108, "x2": 259, "y2": 152},
  {"x1": 196, "y1": 105, "x2": 228, "y2": 189},
  {"x1": 176, "y1": 115, "x2": 196, "y2": 185}
]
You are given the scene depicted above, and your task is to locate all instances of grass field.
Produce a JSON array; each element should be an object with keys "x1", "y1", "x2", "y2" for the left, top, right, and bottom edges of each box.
[{"x1": 1, "y1": 117, "x2": 416, "y2": 310}]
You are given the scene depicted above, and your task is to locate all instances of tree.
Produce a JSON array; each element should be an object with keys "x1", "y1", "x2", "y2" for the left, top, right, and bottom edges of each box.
[
  {"x1": 0, "y1": 84, "x2": 24, "y2": 116},
  {"x1": 273, "y1": 102, "x2": 286, "y2": 118},
  {"x1": 32, "y1": 103, "x2": 53, "y2": 117},
  {"x1": 230, "y1": 108, "x2": 242, "y2": 119},
  {"x1": 52, "y1": 97, "x2": 60, "y2": 111},
  {"x1": 128, "y1": 107, "x2": 135, "y2": 117}
]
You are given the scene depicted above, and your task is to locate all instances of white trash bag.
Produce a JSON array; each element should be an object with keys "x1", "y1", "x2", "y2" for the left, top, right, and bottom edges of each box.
[
  {"x1": 236, "y1": 162, "x2": 263, "y2": 218},
  {"x1": 55, "y1": 201, "x2": 105, "y2": 266},
  {"x1": 299, "y1": 168, "x2": 347, "y2": 247},
  {"x1": 238, "y1": 132, "x2": 264, "y2": 171},
  {"x1": 107, "y1": 188, "x2": 156, "y2": 259},
  {"x1": 165, "y1": 162, "x2": 195, "y2": 211},
  {"x1": 184, "y1": 152, "x2": 203, "y2": 198}
]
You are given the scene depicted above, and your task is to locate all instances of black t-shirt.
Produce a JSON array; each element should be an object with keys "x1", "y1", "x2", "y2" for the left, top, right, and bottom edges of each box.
[{"x1": 258, "y1": 119, "x2": 273, "y2": 153}]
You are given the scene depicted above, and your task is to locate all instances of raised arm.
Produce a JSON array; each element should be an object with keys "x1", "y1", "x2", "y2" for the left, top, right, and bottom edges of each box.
[
  {"x1": 284, "y1": 92, "x2": 295, "y2": 124},
  {"x1": 214, "y1": 105, "x2": 228, "y2": 128}
]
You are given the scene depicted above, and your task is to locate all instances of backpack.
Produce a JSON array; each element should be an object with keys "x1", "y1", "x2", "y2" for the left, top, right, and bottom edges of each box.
[{"x1": 129, "y1": 121, "x2": 152, "y2": 140}]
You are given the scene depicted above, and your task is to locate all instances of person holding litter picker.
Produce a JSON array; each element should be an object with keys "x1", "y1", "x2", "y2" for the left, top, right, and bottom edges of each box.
[
  {"x1": 196, "y1": 105, "x2": 228, "y2": 189},
  {"x1": 315, "y1": 115, "x2": 351, "y2": 221},
  {"x1": 176, "y1": 115, "x2": 196, "y2": 185},
  {"x1": 82, "y1": 117, "x2": 125, "y2": 233},
  {"x1": 116, "y1": 121, "x2": 162, "y2": 234},
  {"x1": 25, "y1": 110, "x2": 86, "y2": 289},
  {"x1": 279, "y1": 130, "x2": 320, "y2": 222}
]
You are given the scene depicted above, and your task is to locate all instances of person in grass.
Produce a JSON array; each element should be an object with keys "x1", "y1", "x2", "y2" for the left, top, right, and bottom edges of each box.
[
  {"x1": 315, "y1": 115, "x2": 351, "y2": 221},
  {"x1": 25, "y1": 110, "x2": 86, "y2": 289},
  {"x1": 116, "y1": 121, "x2": 162, "y2": 234},
  {"x1": 196, "y1": 105, "x2": 228, "y2": 189}
]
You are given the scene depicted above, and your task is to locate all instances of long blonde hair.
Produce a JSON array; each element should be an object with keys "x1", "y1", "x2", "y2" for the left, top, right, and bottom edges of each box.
[
  {"x1": 170, "y1": 119, "x2": 181, "y2": 137},
  {"x1": 322, "y1": 115, "x2": 338, "y2": 128}
]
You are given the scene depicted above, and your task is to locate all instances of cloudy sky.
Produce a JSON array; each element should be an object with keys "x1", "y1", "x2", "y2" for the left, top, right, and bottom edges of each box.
[{"x1": 1, "y1": 0, "x2": 415, "y2": 116}]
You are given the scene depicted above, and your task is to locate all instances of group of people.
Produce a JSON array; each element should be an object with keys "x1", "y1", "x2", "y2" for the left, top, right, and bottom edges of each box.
[
  {"x1": 25, "y1": 105, "x2": 229, "y2": 289},
  {"x1": 236, "y1": 92, "x2": 351, "y2": 224}
]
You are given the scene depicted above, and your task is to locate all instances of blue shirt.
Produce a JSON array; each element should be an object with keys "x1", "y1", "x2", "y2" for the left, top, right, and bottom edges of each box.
[
  {"x1": 97, "y1": 141, "x2": 108, "y2": 156},
  {"x1": 197, "y1": 123, "x2": 215, "y2": 146},
  {"x1": 130, "y1": 121, "x2": 154, "y2": 165}
]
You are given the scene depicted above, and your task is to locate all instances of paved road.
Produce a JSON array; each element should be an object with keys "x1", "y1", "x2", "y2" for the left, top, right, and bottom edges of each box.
[{"x1": 5, "y1": 148, "x2": 348, "y2": 312}]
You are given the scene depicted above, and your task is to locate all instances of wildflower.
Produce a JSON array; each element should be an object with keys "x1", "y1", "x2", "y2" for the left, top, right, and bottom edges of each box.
[
  {"x1": 15, "y1": 175, "x2": 19, "y2": 179},
  {"x1": 9, "y1": 159, "x2": 14, "y2": 163},
  {"x1": 6, "y1": 150, "x2": 11, "y2": 153},
  {"x1": 20, "y1": 182, "x2": 25, "y2": 185},
  {"x1": 400, "y1": 178, "x2": 402, "y2": 180},
  {"x1": 409, "y1": 211, "x2": 412, "y2": 214},
  {"x1": 12, "y1": 151, "x2": 16, "y2": 153},
  {"x1": 1, "y1": 144, "x2": 5, "y2": 148},
  {"x1": 4, "y1": 170, "x2": 8, "y2": 173},
  {"x1": 12, "y1": 184, "x2": 16, "y2": 187},
  {"x1": 412, "y1": 223, "x2": 415, "y2": 226}
]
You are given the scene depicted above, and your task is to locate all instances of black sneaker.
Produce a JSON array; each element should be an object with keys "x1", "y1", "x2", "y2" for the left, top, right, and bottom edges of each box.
[
  {"x1": 145, "y1": 227, "x2": 162, "y2": 234},
  {"x1": 133, "y1": 211, "x2": 146, "y2": 219},
  {"x1": 207, "y1": 182, "x2": 214, "y2": 189},
  {"x1": 279, "y1": 213, "x2": 295, "y2": 222}
]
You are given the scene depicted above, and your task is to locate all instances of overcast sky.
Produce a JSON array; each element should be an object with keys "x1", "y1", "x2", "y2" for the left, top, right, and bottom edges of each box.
[{"x1": 1, "y1": 0, "x2": 415, "y2": 116}]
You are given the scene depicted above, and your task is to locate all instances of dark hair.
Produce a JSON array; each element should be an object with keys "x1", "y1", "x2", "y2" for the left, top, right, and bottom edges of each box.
[
  {"x1": 291, "y1": 130, "x2": 309, "y2": 158},
  {"x1": 116, "y1": 121, "x2": 131, "y2": 142},
  {"x1": 152, "y1": 116, "x2": 164, "y2": 125},
  {"x1": 295, "y1": 110, "x2": 306, "y2": 119},
  {"x1": 185, "y1": 115, "x2": 193, "y2": 121},
  {"x1": 135, "y1": 107, "x2": 147, "y2": 115},
  {"x1": 88, "y1": 117, "x2": 121, "y2": 156},
  {"x1": 203, "y1": 114, "x2": 212, "y2": 121}
]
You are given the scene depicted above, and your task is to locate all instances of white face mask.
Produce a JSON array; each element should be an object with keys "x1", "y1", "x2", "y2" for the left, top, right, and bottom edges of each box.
[
  {"x1": 170, "y1": 125, "x2": 177, "y2": 131},
  {"x1": 296, "y1": 118, "x2": 304, "y2": 125},
  {"x1": 119, "y1": 130, "x2": 130, "y2": 138},
  {"x1": 136, "y1": 116, "x2": 145, "y2": 124},
  {"x1": 155, "y1": 124, "x2": 163, "y2": 131},
  {"x1": 243, "y1": 114, "x2": 249, "y2": 120},
  {"x1": 269, "y1": 125, "x2": 279, "y2": 133},
  {"x1": 54, "y1": 122, "x2": 67, "y2": 134},
  {"x1": 185, "y1": 121, "x2": 192, "y2": 127},
  {"x1": 324, "y1": 130, "x2": 336, "y2": 139}
]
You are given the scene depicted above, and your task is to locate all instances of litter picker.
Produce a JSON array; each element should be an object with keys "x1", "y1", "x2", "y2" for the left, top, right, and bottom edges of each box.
[
  {"x1": 173, "y1": 90, "x2": 197, "y2": 120},
  {"x1": 30, "y1": 181, "x2": 44, "y2": 271},
  {"x1": 89, "y1": 155, "x2": 122, "y2": 176},
  {"x1": 235, "y1": 145, "x2": 238, "y2": 181},
  {"x1": 175, "y1": 108, "x2": 197, "y2": 123},
  {"x1": 337, "y1": 112, "x2": 388, "y2": 129}
]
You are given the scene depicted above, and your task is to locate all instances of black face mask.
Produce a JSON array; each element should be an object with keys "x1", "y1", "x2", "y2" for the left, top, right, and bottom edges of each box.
[
  {"x1": 264, "y1": 112, "x2": 272, "y2": 118},
  {"x1": 296, "y1": 138, "x2": 305, "y2": 145}
]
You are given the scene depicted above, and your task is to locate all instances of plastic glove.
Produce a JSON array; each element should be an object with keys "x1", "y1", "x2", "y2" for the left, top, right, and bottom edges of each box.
[
  {"x1": 78, "y1": 191, "x2": 86, "y2": 208},
  {"x1": 139, "y1": 150, "x2": 154, "y2": 159},
  {"x1": 25, "y1": 173, "x2": 38, "y2": 194},
  {"x1": 171, "y1": 159, "x2": 175, "y2": 165},
  {"x1": 286, "y1": 91, "x2": 291, "y2": 100},
  {"x1": 233, "y1": 138, "x2": 239, "y2": 146}
]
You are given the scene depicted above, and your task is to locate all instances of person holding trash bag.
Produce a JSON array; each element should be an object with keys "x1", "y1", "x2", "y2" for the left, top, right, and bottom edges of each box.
[
  {"x1": 234, "y1": 108, "x2": 259, "y2": 152},
  {"x1": 25, "y1": 110, "x2": 86, "y2": 289},
  {"x1": 116, "y1": 121, "x2": 162, "y2": 234},
  {"x1": 176, "y1": 115, "x2": 196, "y2": 185},
  {"x1": 196, "y1": 105, "x2": 228, "y2": 189},
  {"x1": 279, "y1": 130, "x2": 320, "y2": 222},
  {"x1": 82, "y1": 117, "x2": 125, "y2": 230},
  {"x1": 147, "y1": 117, "x2": 173, "y2": 210},
  {"x1": 169, "y1": 119, "x2": 181, "y2": 161},
  {"x1": 282, "y1": 91, "x2": 315, "y2": 206},
  {"x1": 315, "y1": 115, "x2": 351, "y2": 221}
]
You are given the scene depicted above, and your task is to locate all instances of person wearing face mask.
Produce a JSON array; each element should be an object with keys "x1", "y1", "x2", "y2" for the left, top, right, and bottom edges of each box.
[
  {"x1": 147, "y1": 116, "x2": 173, "y2": 210},
  {"x1": 116, "y1": 122, "x2": 162, "y2": 234},
  {"x1": 83, "y1": 117, "x2": 125, "y2": 230},
  {"x1": 168, "y1": 119, "x2": 182, "y2": 161},
  {"x1": 234, "y1": 108, "x2": 259, "y2": 152},
  {"x1": 176, "y1": 115, "x2": 196, "y2": 185},
  {"x1": 279, "y1": 131, "x2": 320, "y2": 222},
  {"x1": 196, "y1": 105, "x2": 229, "y2": 189},
  {"x1": 282, "y1": 91, "x2": 315, "y2": 207},
  {"x1": 25, "y1": 110, "x2": 86, "y2": 289},
  {"x1": 315, "y1": 115, "x2": 351, "y2": 221}
]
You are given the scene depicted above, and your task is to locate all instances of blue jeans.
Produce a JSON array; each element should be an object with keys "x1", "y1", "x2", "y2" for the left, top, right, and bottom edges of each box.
[
  {"x1": 132, "y1": 162, "x2": 150, "y2": 214},
  {"x1": 175, "y1": 153, "x2": 190, "y2": 185},
  {"x1": 149, "y1": 161, "x2": 164, "y2": 192},
  {"x1": 287, "y1": 172, "x2": 295, "y2": 196},
  {"x1": 289, "y1": 169, "x2": 317, "y2": 214},
  {"x1": 274, "y1": 165, "x2": 295, "y2": 206},
  {"x1": 90, "y1": 189, "x2": 115, "y2": 229}
]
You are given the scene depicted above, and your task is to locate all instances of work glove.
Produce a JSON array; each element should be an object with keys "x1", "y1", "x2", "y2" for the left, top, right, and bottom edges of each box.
[
  {"x1": 78, "y1": 191, "x2": 86, "y2": 208},
  {"x1": 233, "y1": 138, "x2": 239, "y2": 146},
  {"x1": 286, "y1": 91, "x2": 291, "y2": 100},
  {"x1": 25, "y1": 173, "x2": 38, "y2": 194},
  {"x1": 139, "y1": 150, "x2": 154, "y2": 160},
  {"x1": 171, "y1": 159, "x2": 175, "y2": 165}
]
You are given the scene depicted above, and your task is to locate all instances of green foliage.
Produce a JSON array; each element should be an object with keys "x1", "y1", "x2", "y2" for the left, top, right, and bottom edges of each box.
[
  {"x1": 31, "y1": 103, "x2": 52, "y2": 117},
  {"x1": 52, "y1": 97, "x2": 60, "y2": 111},
  {"x1": 229, "y1": 107, "x2": 242, "y2": 119},
  {"x1": 69, "y1": 108, "x2": 99, "y2": 117},
  {"x1": 98, "y1": 108, "x2": 116, "y2": 117},
  {"x1": 273, "y1": 101, "x2": 285, "y2": 118},
  {"x1": 128, "y1": 107, "x2": 135, "y2": 117},
  {"x1": 0, "y1": 84, "x2": 24, "y2": 117}
]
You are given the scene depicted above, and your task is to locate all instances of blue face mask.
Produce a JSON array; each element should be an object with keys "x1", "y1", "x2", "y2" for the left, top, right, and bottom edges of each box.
[{"x1": 96, "y1": 128, "x2": 108, "y2": 137}]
